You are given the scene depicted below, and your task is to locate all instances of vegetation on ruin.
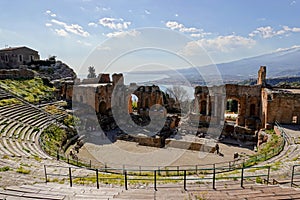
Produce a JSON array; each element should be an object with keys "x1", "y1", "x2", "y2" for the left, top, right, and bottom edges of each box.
[
  {"x1": 0, "y1": 166, "x2": 10, "y2": 172},
  {"x1": 259, "y1": 129, "x2": 282, "y2": 154},
  {"x1": 63, "y1": 114, "x2": 80, "y2": 127},
  {"x1": 16, "y1": 166, "x2": 31, "y2": 174},
  {"x1": 0, "y1": 98, "x2": 22, "y2": 106},
  {"x1": 41, "y1": 124, "x2": 68, "y2": 152},
  {"x1": 0, "y1": 78, "x2": 55, "y2": 103},
  {"x1": 243, "y1": 129, "x2": 284, "y2": 167},
  {"x1": 43, "y1": 105, "x2": 65, "y2": 115}
]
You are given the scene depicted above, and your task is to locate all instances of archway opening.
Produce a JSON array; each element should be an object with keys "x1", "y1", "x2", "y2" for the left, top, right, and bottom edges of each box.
[
  {"x1": 200, "y1": 100, "x2": 207, "y2": 115},
  {"x1": 99, "y1": 101, "x2": 107, "y2": 115},
  {"x1": 130, "y1": 94, "x2": 138, "y2": 114},
  {"x1": 292, "y1": 116, "x2": 298, "y2": 124},
  {"x1": 250, "y1": 104, "x2": 256, "y2": 117},
  {"x1": 225, "y1": 99, "x2": 239, "y2": 122}
]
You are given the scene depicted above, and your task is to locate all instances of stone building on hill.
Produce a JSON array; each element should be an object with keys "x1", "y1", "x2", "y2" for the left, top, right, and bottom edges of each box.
[{"x1": 0, "y1": 46, "x2": 40, "y2": 69}]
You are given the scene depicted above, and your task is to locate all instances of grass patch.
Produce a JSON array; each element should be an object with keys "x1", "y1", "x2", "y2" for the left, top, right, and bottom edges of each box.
[
  {"x1": 20, "y1": 163, "x2": 31, "y2": 167},
  {"x1": 41, "y1": 124, "x2": 67, "y2": 154},
  {"x1": 0, "y1": 78, "x2": 55, "y2": 103},
  {"x1": 16, "y1": 166, "x2": 31, "y2": 174},
  {"x1": 33, "y1": 155, "x2": 42, "y2": 162},
  {"x1": 0, "y1": 98, "x2": 22, "y2": 107},
  {"x1": 0, "y1": 166, "x2": 10, "y2": 172},
  {"x1": 256, "y1": 176, "x2": 263, "y2": 184},
  {"x1": 2, "y1": 155, "x2": 9, "y2": 159}
]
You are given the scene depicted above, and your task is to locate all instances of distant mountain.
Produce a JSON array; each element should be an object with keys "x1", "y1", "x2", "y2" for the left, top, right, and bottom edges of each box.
[
  {"x1": 133, "y1": 46, "x2": 300, "y2": 85},
  {"x1": 215, "y1": 46, "x2": 300, "y2": 80}
]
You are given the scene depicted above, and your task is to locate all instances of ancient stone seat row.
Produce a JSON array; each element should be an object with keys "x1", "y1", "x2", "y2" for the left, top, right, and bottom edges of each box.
[{"x1": 0, "y1": 103, "x2": 54, "y2": 159}]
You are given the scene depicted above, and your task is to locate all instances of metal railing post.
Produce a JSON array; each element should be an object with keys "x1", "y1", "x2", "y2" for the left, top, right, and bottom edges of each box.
[
  {"x1": 69, "y1": 167, "x2": 72, "y2": 187},
  {"x1": 124, "y1": 170, "x2": 128, "y2": 190},
  {"x1": 96, "y1": 169, "x2": 99, "y2": 189},
  {"x1": 241, "y1": 164, "x2": 244, "y2": 188}
]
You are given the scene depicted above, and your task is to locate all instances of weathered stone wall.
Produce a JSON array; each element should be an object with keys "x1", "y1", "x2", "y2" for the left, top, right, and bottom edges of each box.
[
  {"x1": 133, "y1": 85, "x2": 164, "y2": 115},
  {"x1": 0, "y1": 68, "x2": 36, "y2": 79},
  {"x1": 165, "y1": 139, "x2": 215, "y2": 152},
  {"x1": 194, "y1": 84, "x2": 261, "y2": 127},
  {"x1": 262, "y1": 88, "x2": 300, "y2": 127}
]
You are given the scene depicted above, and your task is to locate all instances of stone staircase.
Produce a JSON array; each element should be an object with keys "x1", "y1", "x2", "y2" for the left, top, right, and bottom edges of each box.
[
  {"x1": 0, "y1": 181, "x2": 300, "y2": 199},
  {"x1": 0, "y1": 183, "x2": 122, "y2": 200}
]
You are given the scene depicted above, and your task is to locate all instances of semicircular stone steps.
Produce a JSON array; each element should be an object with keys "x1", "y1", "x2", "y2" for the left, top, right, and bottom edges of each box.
[{"x1": 0, "y1": 102, "x2": 56, "y2": 160}]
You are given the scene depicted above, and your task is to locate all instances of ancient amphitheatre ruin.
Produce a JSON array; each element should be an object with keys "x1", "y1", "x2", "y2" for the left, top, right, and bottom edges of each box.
[{"x1": 0, "y1": 46, "x2": 300, "y2": 199}]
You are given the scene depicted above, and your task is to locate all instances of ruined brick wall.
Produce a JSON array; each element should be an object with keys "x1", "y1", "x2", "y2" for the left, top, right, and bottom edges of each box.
[
  {"x1": 133, "y1": 85, "x2": 164, "y2": 114},
  {"x1": 262, "y1": 88, "x2": 300, "y2": 127},
  {"x1": 194, "y1": 84, "x2": 261, "y2": 127}
]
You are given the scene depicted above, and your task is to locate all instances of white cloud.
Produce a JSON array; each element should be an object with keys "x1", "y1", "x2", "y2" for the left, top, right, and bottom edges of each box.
[
  {"x1": 106, "y1": 30, "x2": 140, "y2": 38},
  {"x1": 291, "y1": 0, "x2": 296, "y2": 5},
  {"x1": 175, "y1": 14, "x2": 179, "y2": 17},
  {"x1": 165, "y1": 21, "x2": 210, "y2": 38},
  {"x1": 99, "y1": 17, "x2": 131, "y2": 30},
  {"x1": 249, "y1": 25, "x2": 300, "y2": 38},
  {"x1": 45, "y1": 10, "x2": 56, "y2": 18},
  {"x1": 102, "y1": 7, "x2": 111, "y2": 11},
  {"x1": 275, "y1": 45, "x2": 300, "y2": 52},
  {"x1": 55, "y1": 29, "x2": 68, "y2": 37},
  {"x1": 45, "y1": 23, "x2": 52, "y2": 27},
  {"x1": 179, "y1": 35, "x2": 256, "y2": 56},
  {"x1": 51, "y1": 19, "x2": 90, "y2": 37},
  {"x1": 88, "y1": 22, "x2": 98, "y2": 27},
  {"x1": 77, "y1": 40, "x2": 92, "y2": 46},
  {"x1": 249, "y1": 26, "x2": 275, "y2": 38},
  {"x1": 145, "y1": 9, "x2": 151, "y2": 15}
]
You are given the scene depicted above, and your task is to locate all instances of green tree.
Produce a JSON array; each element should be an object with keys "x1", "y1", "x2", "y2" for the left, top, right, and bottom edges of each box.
[{"x1": 87, "y1": 66, "x2": 96, "y2": 78}]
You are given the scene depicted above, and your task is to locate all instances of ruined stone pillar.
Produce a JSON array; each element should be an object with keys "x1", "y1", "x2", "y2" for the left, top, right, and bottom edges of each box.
[
  {"x1": 237, "y1": 96, "x2": 246, "y2": 126},
  {"x1": 214, "y1": 95, "x2": 218, "y2": 117},
  {"x1": 206, "y1": 95, "x2": 210, "y2": 116}
]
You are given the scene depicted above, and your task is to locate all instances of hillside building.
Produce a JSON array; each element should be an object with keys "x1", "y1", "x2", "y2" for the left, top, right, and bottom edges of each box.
[{"x1": 0, "y1": 46, "x2": 40, "y2": 69}]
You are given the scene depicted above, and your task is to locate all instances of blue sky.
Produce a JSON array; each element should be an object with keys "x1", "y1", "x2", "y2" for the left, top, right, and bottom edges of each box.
[{"x1": 1, "y1": 0, "x2": 300, "y2": 75}]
